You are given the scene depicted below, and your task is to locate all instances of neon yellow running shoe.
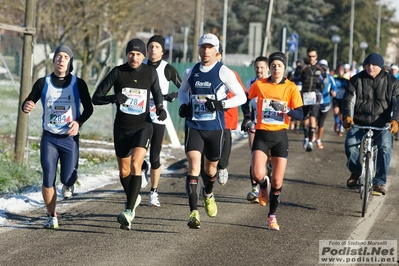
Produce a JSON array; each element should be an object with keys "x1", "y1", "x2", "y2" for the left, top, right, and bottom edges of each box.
[
  {"x1": 204, "y1": 194, "x2": 217, "y2": 217},
  {"x1": 187, "y1": 210, "x2": 200, "y2": 229}
]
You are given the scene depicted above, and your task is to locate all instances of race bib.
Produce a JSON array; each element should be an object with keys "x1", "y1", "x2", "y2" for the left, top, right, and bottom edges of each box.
[
  {"x1": 48, "y1": 104, "x2": 73, "y2": 129},
  {"x1": 191, "y1": 94, "x2": 216, "y2": 121},
  {"x1": 119, "y1": 87, "x2": 148, "y2": 115},
  {"x1": 261, "y1": 99, "x2": 287, "y2": 125},
  {"x1": 149, "y1": 99, "x2": 157, "y2": 121},
  {"x1": 302, "y1": 91, "x2": 316, "y2": 106}
]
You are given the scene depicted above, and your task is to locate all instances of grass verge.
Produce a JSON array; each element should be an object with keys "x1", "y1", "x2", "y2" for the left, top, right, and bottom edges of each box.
[{"x1": 0, "y1": 136, "x2": 117, "y2": 196}]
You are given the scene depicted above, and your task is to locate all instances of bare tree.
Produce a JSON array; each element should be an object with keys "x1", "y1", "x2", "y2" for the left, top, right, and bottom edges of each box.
[{"x1": 1, "y1": 0, "x2": 226, "y2": 82}]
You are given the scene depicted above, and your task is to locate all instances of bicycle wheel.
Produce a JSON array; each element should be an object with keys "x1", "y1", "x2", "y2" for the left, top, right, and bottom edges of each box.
[{"x1": 361, "y1": 152, "x2": 372, "y2": 217}]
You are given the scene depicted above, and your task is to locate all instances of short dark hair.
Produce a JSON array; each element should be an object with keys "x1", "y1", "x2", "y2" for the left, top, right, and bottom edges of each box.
[
  {"x1": 307, "y1": 47, "x2": 317, "y2": 54},
  {"x1": 254, "y1": 56, "x2": 268, "y2": 65}
]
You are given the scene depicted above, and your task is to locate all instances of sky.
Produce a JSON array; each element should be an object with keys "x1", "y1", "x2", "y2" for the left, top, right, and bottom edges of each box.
[
  {"x1": 388, "y1": 0, "x2": 399, "y2": 21},
  {"x1": 0, "y1": 130, "x2": 246, "y2": 227}
]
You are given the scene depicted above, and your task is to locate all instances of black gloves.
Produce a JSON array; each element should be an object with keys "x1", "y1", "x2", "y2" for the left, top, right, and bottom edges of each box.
[
  {"x1": 163, "y1": 91, "x2": 178, "y2": 102},
  {"x1": 241, "y1": 117, "x2": 252, "y2": 132},
  {"x1": 110, "y1": 93, "x2": 128, "y2": 104},
  {"x1": 205, "y1": 97, "x2": 223, "y2": 112},
  {"x1": 270, "y1": 100, "x2": 285, "y2": 112},
  {"x1": 179, "y1": 104, "x2": 190, "y2": 118},
  {"x1": 156, "y1": 105, "x2": 167, "y2": 121}
]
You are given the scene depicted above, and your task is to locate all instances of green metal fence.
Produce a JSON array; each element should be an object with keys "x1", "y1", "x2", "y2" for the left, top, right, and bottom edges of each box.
[{"x1": 162, "y1": 62, "x2": 253, "y2": 144}]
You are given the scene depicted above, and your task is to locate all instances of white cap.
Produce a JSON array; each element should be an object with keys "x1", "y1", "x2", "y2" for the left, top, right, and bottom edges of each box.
[
  {"x1": 391, "y1": 64, "x2": 399, "y2": 70},
  {"x1": 319, "y1": 59, "x2": 328, "y2": 66},
  {"x1": 344, "y1": 63, "x2": 351, "y2": 70},
  {"x1": 198, "y1": 33, "x2": 219, "y2": 51}
]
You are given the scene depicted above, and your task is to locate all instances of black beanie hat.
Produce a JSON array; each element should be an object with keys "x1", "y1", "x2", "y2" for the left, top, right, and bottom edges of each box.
[
  {"x1": 268, "y1": 52, "x2": 287, "y2": 69},
  {"x1": 363, "y1": 52, "x2": 384, "y2": 69},
  {"x1": 126, "y1": 38, "x2": 146, "y2": 57},
  {"x1": 147, "y1": 35, "x2": 165, "y2": 52},
  {"x1": 53, "y1": 45, "x2": 74, "y2": 73}
]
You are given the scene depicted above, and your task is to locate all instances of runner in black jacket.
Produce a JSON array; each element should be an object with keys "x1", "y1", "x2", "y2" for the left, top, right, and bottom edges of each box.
[
  {"x1": 300, "y1": 47, "x2": 325, "y2": 152},
  {"x1": 92, "y1": 38, "x2": 167, "y2": 230}
]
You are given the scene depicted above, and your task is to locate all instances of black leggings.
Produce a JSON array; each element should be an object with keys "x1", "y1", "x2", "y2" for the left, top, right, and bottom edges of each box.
[
  {"x1": 317, "y1": 110, "x2": 329, "y2": 128},
  {"x1": 200, "y1": 128, "x2": 232, "y2": 184},
  {"x1": 149, "y1": 123, "x2": 166, "y2": 169},
  {"x1": 218, "y1": 129, "x2": 232, "y2": 169}
]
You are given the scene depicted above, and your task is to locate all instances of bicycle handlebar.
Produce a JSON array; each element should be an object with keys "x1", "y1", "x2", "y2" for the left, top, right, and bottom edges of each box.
[{"x1": 352, "y1": 123, "x2": 391, "y2": 131}]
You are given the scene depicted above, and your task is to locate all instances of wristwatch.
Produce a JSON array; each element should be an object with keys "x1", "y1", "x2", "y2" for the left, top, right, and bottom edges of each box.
[{"x1": 221, "y1": 101, "x2": 226, "y2": 108}]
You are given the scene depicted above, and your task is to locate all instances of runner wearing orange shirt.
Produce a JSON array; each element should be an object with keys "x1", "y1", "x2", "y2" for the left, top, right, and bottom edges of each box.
[{"x1": 248, "y1": 51, "x2": 303, "y2": 230}]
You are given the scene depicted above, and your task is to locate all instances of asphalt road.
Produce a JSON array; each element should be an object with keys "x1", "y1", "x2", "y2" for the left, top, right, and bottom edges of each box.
[{"x1": 1, "y1": 114, "x2": 399, "y2": 266}]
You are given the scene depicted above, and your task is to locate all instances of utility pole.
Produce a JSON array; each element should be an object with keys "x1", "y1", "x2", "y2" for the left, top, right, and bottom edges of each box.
[
  {"x1": 348, "y1": 0, "x2": 355, "y2": 64},
  {"x1": 15, "y1": 0, "x2": 36, "y2": 164},
  {"x1": 262, "y1": 0, "x2": 274, "y2": 56},
  {"x1": 193, "y1": 0, "x2": 202, "y2": 63},
  {"x1": 222, "y1": 0, "x2": 228, "y2": 53},
  {"x1": 376, "y1": 1, "x2": 382, "y2": 53}
]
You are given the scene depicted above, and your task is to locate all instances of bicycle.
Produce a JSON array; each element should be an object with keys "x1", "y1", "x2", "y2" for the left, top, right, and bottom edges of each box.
[{"x1": 352, "y1": 123, "x2": 391, "y2": 217}]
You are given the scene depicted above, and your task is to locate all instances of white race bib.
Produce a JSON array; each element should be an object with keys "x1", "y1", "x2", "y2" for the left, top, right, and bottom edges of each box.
[
  {"x1": 191, "y1": 94, "x2": 216, "y2": 121},
  {"x1": 261, "y1": 99, "x2": 287, "y2": 125},
  {"x1": 119, "y1": 87, "x2": 148, "y2": 115},
  {"x1": 48, "y1": 104, "x2": 73, "y2": 129},
  {"x1": 302, "y1": 91, "x2": 316, "y2": 106}
]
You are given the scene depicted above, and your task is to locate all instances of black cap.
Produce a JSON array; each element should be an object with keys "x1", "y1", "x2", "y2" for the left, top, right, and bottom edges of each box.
[
  {"x1": 147, "y1": 35, "x2": 165, "y2": 52},
  {"x1": 363, "y1": 52, "x2": 384, "y2": 69},
  {"x1": 126, "y1": 38, "x2": 146, "y2": 56},
  {"x1": 268, "y1": 52, "x2": 287, "y2": 69}
]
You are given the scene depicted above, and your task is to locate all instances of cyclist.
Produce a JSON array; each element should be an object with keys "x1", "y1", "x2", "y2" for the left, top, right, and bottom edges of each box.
[{"x1": 342, "y1": 52, "x2": 399, "y2": 195}]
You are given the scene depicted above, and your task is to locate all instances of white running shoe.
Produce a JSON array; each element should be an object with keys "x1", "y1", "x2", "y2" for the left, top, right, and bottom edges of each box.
[
  {"x1": 43, "y1": 214, "x2": 58, "y2": 229},
  {"x1": 306, "y1": 142, "x2": 313, "y2": 152},
  {"x1": 141, "y1": 172, "x2": 148, "y2": 188},
  {"x1": 148, "y1": 191, "x2": 161, "y2": 207},
  {"x1": 303, "y1": 138, "x2": 309, "y2": 149},
  {"x1": 132, "y1": 194, "x2": 141, "y2": 220},
  {"x1": 62, "y1": 185, "x2": 74, "y2": 199},
  {"x1": 141, "y1": 159, "x2": 149, "y2": 188},
  {"x1": 217, "y1": 168, "x2": 229, "y2": 185}
]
